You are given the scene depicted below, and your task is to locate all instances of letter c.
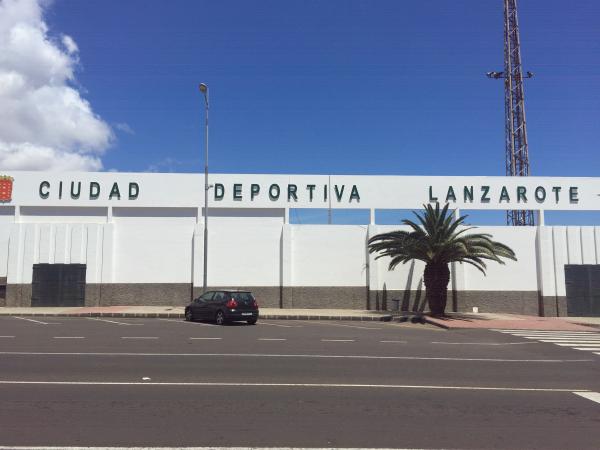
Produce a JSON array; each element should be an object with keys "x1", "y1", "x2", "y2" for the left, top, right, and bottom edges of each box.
[{"x1": 39, "y1": 181, "x2": 50, "y2": 199}]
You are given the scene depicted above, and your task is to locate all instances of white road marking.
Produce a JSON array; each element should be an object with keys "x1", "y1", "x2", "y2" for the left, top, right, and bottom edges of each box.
[
  {"x1": 514, "y1": 335, "x2": 600, "y2": 339},
  {"x1": 53, "y1": 337, "x2": 85, "y2": 339},
  {"x1": 431, "y1": 341, "x2": 537, "y2": 346},
  {"x1": 160, "y1": 318, "x2": 212, "y2": 326},
  {"x1": 538, "y1": 340, "x2": 600, "y2": 343},
  {"x1": 572, "y1": 347, "x2": 600, "y2": 351},
  {"x1": 0, "y1": 380, "x2": 588, "y2": 393},
  {"x1": 573, "y1": 391, "x2": 600, "y2": 405},
  {"x1": 259, "y1": 321, "x2": 302, "y2": 328},
  {"x1": 87, "y1": 317, "x2": 143, "y2": 326},
  {"x1": 189, "y1": 337, "x2": 222, "y2": 340},
  {"x1": 13, "y1": 317, "x2": 59, "y2": 325},
  {"x1": 497, "y1": 330, "x2": 598, "y2": 334},
  {"x1": 0, "y1": 351, "x2": 590, "y2": 362},
  {"x1": 258, "y1": 338, "x2": 287, "y2": 341},
  {"x1": 120, "y1": 337, "x2": 158, "y2": 340},
  {"x1": 321, "y1": 339, "x2": 355, "y2": 342},
  {"x1": 308, "y1": 322, "x2": 382, "y2": 330},
  {"x1": 380, "y1": 340, "x2": 407, "y2": 343},
  {"x1": 555, "y1": 343, "x2": 600, "y2": 346},
  {"x1": 0, "y1": 447, "x2": 442, "y2": 450},
  {"x1": 0, "y1": 336, "x2": 15, "y2": 338},
  {"x1": 495, "y1": 329, "x2": 598, "y2": 334}
]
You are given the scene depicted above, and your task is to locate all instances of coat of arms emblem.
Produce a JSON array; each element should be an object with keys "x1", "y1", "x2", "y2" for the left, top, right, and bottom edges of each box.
[{"x1": 0, "y1": 176, "x2": 13, "y2": 202}]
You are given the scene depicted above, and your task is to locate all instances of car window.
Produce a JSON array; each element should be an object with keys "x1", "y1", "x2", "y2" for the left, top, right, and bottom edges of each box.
[
  {"x1": 213, "y1": 291, "x2": 225, "y2": 302},
  {"x1": 200, "y1": 292, "x2": 214, "y2": 301},
  {"x1": 231, "y1": 292, "x2": 254, "y2": 304}
]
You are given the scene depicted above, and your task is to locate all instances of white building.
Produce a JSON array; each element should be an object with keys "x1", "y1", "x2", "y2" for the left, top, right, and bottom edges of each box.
[{"x1": 0, "y1": 171, "x2": 599, "y2": 316}]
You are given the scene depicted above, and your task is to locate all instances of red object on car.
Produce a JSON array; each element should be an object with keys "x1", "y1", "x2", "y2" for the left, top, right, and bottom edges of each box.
[{"x1": 226, "y1": 298, "x2": 238, "y2": 309}]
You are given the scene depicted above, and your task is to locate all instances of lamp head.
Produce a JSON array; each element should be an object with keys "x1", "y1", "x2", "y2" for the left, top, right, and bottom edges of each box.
[{"x1": 199, "y1": 83, "x2": 208, "y2": 93}]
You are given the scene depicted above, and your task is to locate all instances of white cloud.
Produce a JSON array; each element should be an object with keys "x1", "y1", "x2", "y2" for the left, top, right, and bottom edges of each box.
[
  {"x1": 0, "y1": 0, "x2": 113, "y2": 171},
  {"x1": 114, "y1": 122, "x2": 135, "y2": 135}
]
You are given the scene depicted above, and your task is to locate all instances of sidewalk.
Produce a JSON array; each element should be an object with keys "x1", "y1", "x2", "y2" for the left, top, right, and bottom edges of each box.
[
  {"x1": 0, "y1": 306, "x2": 393, "y2": 322},
  {"x1": 422, "y1": 312, "x2": 600, "y2": 331}
]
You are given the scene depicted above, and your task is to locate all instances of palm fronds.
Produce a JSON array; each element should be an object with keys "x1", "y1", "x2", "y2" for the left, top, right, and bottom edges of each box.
[{"x1": 368, "y1": 203, "x2": 517, "y2": 273}]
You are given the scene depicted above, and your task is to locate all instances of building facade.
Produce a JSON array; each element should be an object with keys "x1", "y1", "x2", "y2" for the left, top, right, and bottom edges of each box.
[{"x1": 0, "y1": 171, "x2": 599, "y2": 316}]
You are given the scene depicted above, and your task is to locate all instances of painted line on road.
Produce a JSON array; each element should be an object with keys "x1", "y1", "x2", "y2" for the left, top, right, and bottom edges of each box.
[
  {"x1": 515, "y1": 336, "x2": 600, "y2": 341},
  {"x1": 0, "y1": 351, "x2": 591, "y2": 363},
  {"x1": 496, "y1": 330, "x2": 598, "y2": 334},
  {"x1": 538, "y1": 339, "x2": 600, "y2": 343},
  {"x1": 87, "y1": 318, "x2": 144, "y2": 326},
  {"x1": 572, "y1": 347, "x2": 600, "y2": 351},
  {"x1": 0, "y1": 336, "x2": 14, "y2": 338},
  {"x1": 53, "y1": 337, "x2": 85, "y2": 339},
  {"x1": 306, "y1": 322, "x2": 383, "y2": 330},
  {"x1": 431, "y1": 341, "x2": 537, "y2": 346},
  {"x1": 189, "y1": 337, "x2": 222, "y2": 340},
  {"x1": 555, "y1": 343, "x2": 600, "y2": 347},
  {"x1": 495, "y1": 329, "x2": 598, "y2": 333},
  {"x1": 0, "y1": 447, "x2": 427, "y2": 450},
  {"x1": 160, "y1": 318, "x2": 212, "y2": 326},
  {"x1": 13, "y1": 317, "x2": 59, "y2": 325},
  {"x1": 259, "y1": 321, "x2": 302, "y2": 328},
  {"x1": 120, "y1": 337, "x2": 158, "y2": 340},
  {"x1": 321, "y1": 339, "x2": 355, "y2": 342},
  {"x1": 380, "y1": 340, "x2": 407, "y2": 343},
  {"x1": 258, "y1": 338, "x2": 287, "y2": 341},
  {"x1": 0, "y1": 379, "x2": 589, "y2": 393},
  {"x1": 573, "y1": 391, "x2": 600, "y2": 405}
]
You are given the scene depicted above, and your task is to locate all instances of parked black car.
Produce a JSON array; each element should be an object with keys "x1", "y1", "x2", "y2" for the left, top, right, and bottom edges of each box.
[{"x1": 185, "y1": 290, "x2": 259, "y2": 325}]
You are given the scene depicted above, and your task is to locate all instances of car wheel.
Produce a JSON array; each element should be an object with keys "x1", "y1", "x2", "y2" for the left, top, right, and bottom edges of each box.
[
  {"x1": 185, "y1": 308, "x2": 194, "y2": 322},
  {"x1": 215, "y1": 310, "x2": 225, "y2": 326},
  {"x1": 247, "y1": 318, "x2": 257, "y2": 325}
]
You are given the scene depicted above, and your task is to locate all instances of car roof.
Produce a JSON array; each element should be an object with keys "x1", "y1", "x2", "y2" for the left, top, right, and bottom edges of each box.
[{"x1": 207, "y1": 289, "x2": 251, "y2": 293}]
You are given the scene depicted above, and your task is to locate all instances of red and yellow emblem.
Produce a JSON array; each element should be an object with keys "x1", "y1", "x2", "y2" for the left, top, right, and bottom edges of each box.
[{"x1": 0, "y1": 176, "x2": 13, "y2": 202}]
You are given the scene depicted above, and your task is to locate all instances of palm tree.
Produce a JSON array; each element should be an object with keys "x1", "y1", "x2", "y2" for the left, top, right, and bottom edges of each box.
[{"x1": 368, "y1": 203, "x2": 517, "y2": 316}]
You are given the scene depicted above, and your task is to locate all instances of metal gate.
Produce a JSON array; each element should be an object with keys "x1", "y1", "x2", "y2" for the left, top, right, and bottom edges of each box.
[
  {"x1": 31, "y1": 264, "x2": 86, "y2": 307},
  {"x1": 564, "y1": 265, "x2": 600, "y2": 317}
]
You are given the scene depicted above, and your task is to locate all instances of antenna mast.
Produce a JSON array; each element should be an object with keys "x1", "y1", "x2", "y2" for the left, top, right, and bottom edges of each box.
[{"x1": 487, "y1": 0, "x2": 535, "y2": 226}]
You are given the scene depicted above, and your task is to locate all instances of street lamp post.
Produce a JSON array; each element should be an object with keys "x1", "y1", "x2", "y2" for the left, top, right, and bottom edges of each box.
[{"x1": 199, "y1": 83, "x2": 209, "y2": 291}]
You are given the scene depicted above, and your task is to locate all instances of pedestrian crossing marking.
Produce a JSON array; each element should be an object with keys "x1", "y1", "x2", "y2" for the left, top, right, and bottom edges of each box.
[{"x1": 495, "y1": 329, "x2": 600, "y2": 356}]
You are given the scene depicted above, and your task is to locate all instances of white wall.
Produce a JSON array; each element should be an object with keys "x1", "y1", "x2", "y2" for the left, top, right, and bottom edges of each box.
[
  {"x1": 0, "y1": 207, "x2": 14, "y2": 277},
  {"x1": 291, "y1": 225, "x2": 367, "y2": 287},
  {"x1": 538, "y1": 226, "x2": 600, "y2": 297},
  {"x1": 1, "y1": 202, "x2": 599, "y2": 306},
  {"x1": 462, "y1": 227, "x2": 538, "y2": 291},
  {"x1": 112, "y1": 208, "x2": 197, "y2": 284},
  {"x1": 207, "y1": 214, "x2": 283, "y2": 286}
]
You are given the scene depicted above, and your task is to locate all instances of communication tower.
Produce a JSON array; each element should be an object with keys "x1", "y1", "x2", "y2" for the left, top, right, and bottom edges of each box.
[{"x1": 487, "y1": 0, "x2": 535, "y2": 226}]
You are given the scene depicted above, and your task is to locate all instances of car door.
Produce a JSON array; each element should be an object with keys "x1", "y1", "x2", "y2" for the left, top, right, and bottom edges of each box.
[
  {"x1": 211, "y1": 291, "x2": 226, "y2": 316},
  {"x1": 194, "y1": 292, "x2": 213, "y2": 319}
]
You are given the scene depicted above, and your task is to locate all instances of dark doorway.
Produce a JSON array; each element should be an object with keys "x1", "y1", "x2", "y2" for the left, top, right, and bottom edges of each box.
[
  {"x1": 565, "y1": 265, "x2": 600, "y2": 317},
  {"x1": 31, "y1": 264, "x2": 86, "y2": 307}
]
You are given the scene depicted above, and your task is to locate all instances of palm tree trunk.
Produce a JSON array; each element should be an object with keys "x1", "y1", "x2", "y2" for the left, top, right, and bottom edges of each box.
[{"x1": 424, "y1": 262, "x2": 450, "y2": 316}]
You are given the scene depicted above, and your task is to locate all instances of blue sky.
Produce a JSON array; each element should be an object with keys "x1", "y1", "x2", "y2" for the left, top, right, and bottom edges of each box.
[
  {"x1": 45, "y1": 0, "x2": 599, "y2": 175},
  {"x1": 17, "y1": 1, "x2": 600, "y2": 223}
]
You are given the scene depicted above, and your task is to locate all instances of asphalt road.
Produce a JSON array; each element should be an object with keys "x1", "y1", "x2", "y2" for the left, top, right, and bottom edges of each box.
[{"x1": 0, "y1": 316, "x2": 599, "y2": 449}]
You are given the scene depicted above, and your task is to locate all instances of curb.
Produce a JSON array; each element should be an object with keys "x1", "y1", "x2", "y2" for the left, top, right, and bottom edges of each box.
[{"x1": 0, "y1": 312, "x2": 393, "y2": 322}]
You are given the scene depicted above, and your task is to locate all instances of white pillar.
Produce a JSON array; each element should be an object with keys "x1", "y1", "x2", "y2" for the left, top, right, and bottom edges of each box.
[
  {"x1": 192, "y1": 222, "x2": 204, "y2": 290},
  {"x1": 537, "y1": 210, "x2": 545, "y2": 226},
  {"x1": 280, "y1": 224, "x2": 292, "y2": 308},
  {"x1": 366, "y1": 224, "x2": 379, "y2": 309}
]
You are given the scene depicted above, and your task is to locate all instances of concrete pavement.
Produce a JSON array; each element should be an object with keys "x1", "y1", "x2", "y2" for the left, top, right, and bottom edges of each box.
[
  {"x1": 0, "y1": 306, "x2": 393, "y2": 321},
  {"x1": 3, "y1": 307, "x2": 600, "y2": 331},
  {"x1": 422, "y1": 312, "x2": 600, "y2": 331}
]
